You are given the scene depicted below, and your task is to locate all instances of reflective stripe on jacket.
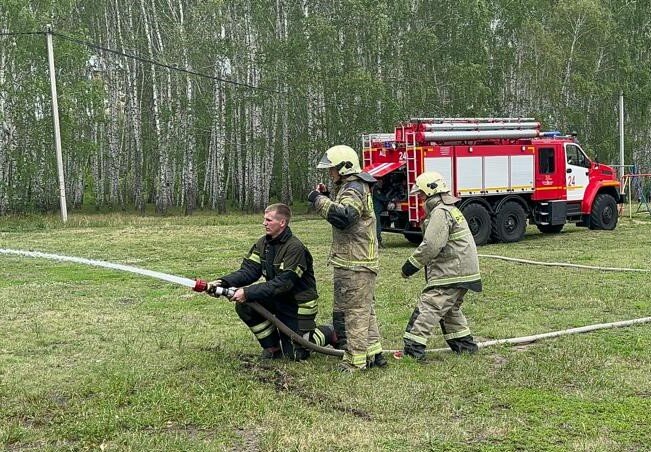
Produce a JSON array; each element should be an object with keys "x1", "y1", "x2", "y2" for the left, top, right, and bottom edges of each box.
[{"x1": 220, "y1": 227, "x2": 319, "y2": 303}]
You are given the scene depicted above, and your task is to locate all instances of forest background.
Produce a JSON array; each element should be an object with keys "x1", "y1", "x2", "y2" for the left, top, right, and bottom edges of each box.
[{"x1": 1, "y1": 0, "x2": 650, "y2": 215}]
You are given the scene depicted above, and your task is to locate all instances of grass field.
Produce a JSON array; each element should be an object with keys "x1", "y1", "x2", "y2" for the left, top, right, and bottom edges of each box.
[{"x1": 1, "y1": 207, "x2": 651, "y2": 451}]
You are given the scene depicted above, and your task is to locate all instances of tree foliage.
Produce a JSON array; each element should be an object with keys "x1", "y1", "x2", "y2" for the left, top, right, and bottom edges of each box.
[{"x1": 1, "y1": 0, "x2": 650, "y2": 215}]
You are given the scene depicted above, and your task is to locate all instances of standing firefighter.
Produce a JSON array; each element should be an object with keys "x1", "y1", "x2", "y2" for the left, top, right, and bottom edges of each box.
[
  {"x1": 308, "y1": 145, "x2": 387, "y2": 372},
  {"x1": 400, "y1": 171, "x2": 481, "y2": 359},
  {"x1": 208, "y1": 203, "x2": 332, "y2": 360}
]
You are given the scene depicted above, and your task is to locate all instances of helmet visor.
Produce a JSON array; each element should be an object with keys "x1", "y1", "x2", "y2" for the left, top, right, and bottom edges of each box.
[
  {"x1": 409, "y1": 183, "x2": 421, "y2": 195},
  {"x1": 316, "y1": 153, "x2": 334, "y2": 169}
]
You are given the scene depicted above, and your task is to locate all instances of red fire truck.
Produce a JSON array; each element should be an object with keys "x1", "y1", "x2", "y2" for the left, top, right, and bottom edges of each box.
[{"x1": 362, "y1": 117, "x2": 622, "y2": 245}]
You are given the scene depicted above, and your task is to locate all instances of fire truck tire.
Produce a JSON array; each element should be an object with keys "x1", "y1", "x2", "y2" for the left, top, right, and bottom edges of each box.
[
  {"x1": 589, "y1": 194, "x2": 618, "y2": 230},
  {"x1": 536, "y1": 224, "x2": 564, "y2": 234},
  {"x1": 461, "y1": 203, "x2": 491, "y2": 246},
  {"x1": 492, "y1": 202, "x2": 527, "y2": 243}
]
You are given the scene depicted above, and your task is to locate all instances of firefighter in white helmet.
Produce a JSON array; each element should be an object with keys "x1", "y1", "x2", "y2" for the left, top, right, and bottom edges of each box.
[
  {"x1": 399, "y1": 171, "x2": 481, "y2": 359},
  {"x1": 308, "y1": 145, "x2": 387, "y2": 372}
]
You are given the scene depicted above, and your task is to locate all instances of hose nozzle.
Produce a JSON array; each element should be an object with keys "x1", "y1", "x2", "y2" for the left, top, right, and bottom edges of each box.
[
  {"x1": 193, "y1": 279, "x2": 208, "y2": 292},
  {"x1": 193, "y1": 279, "x2": 235, "y2": 298}
]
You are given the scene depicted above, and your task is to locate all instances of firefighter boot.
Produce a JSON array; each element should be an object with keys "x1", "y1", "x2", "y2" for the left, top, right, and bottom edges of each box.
[
  {"x1": 403, "y1": 339, "x2": 426, "y2": 361},
  {"x1": 313, "y1": 324, "x2": 338, "y2": 348},
  {"x1": 260, "y1": 347, "x2": 283, "y2": 360},
  {"x1": 446, "y1": 335, "x2": 479, "y2": 354},
  {"x1": 366, "y1": 352, "x2": 388, "y2": 369},
  {"x1": 290, "y1": 344, "x2": 310, "y2": 361}
]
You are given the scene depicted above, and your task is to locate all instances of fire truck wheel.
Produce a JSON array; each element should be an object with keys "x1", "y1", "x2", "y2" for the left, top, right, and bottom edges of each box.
[
  {"x1": 492, "y1": 202, "x2": 527, "y2": 243},
  {"x1": 461, "y1": 203, "x2": 491, "y2": 246},
  {"x1": 589, "y1": 194, "x2": 618, "y2": 230}
]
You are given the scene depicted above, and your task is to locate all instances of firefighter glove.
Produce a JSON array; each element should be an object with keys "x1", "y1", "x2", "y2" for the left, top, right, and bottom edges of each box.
[
  {"x1": 206, "y1": 280, "x2": 223, "y2": 296},
  {"x1": 307, "y1": 190, "x2": 322, "y2": 203},
  {"x1": 401, "y1": 260, "x2": 419, "y2": 278}
]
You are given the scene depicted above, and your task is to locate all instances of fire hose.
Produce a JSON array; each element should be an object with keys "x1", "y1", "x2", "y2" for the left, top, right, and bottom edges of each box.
[
  {"x1": 192, "y1": 279, "x2": 344, "y2": 357},
  {"x1": 1, "y1": 248, "x2": 650, "y2": 357}
]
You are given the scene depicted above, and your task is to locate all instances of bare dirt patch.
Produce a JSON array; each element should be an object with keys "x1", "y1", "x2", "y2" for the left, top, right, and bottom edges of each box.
[{"x1": 238, "y1": 354, "x2": 373, "y2": 420}]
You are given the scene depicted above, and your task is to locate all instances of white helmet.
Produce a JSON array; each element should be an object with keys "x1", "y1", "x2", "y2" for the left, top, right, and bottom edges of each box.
[
  {"x1": 317, "y1": 145, "x2": 361, "y2": 176},
  {"x1": 410, "y1": 171, "x2": 450, "y2": 197}
]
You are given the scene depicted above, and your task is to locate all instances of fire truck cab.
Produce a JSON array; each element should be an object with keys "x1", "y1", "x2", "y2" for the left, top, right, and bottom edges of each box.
[{"x1": 363, "y1": 118, "x2": 622, "y2": 245}]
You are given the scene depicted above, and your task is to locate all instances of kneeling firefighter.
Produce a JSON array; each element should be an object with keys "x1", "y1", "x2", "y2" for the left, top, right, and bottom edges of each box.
[
  {"x1": 400, "y1": 171, "x2": 481, "y2": 359},
  {"x1": 208, "y1": 203, "x2": 334, "y2": 360}
]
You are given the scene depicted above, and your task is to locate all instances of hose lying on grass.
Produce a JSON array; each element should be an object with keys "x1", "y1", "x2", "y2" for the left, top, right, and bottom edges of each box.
[
  {"x1": 478, "y1": 254, "x2": 651, "y2": 273},
  {"x1": 384, "y1": 317, "x2": 651, "y2": 354},
  {"x1": 230, "y1": 254, "x2": 651, "y2": 356},
  {"x1": 1, "y1": 248, "x2": 649, "y2": 357}
]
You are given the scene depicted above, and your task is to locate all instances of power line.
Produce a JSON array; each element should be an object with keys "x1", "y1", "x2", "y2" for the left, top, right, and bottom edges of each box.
[
  {"x1": 3, "y1": 29, "x2": 338, "y2": 105},
  {"x1": 52, "y1": 31, "x2": 339, "y2": 107},
  {"x1": 52, "y1": 31, "x2": 285, "y2": 95},
  {"x1": 0, "y1": 31, "x2": 45, "y2": 36}
]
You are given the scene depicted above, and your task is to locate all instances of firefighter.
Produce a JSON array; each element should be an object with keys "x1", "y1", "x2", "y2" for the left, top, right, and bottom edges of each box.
[
  {"x1": 308, "y1": 145, "x2": 387, "y2": 372},
  {"x1": 208, "y1": 203, "x2": 333, "y2": 361},
  {"x1": 400, "y1": 171, "x2": 481, "y2": 359}
]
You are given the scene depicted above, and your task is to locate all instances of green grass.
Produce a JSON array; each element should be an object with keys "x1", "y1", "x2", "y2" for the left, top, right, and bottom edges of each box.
[{"x1": 1, "y1": 208, "x2": 651, "y2": 451}]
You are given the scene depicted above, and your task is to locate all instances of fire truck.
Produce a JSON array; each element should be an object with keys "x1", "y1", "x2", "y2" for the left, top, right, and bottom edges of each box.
[{"x1": 362, "y1": 117, "x2": 622, "y2": 245}]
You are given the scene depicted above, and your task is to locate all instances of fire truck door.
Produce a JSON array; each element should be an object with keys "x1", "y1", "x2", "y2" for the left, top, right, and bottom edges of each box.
[{"x1": 564, "y1": 144, "x2": 590, "y2": 201}]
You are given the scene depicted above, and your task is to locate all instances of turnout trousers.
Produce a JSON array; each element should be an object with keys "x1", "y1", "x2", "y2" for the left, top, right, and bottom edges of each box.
[
  {"x1": 332, "y1": 267, "x2": 382, "y2": 369},
  {"x1": 235, "y1": 298, "x2": 326, "y2": 360},
  {"x1": 403, "y1": 287, "x2": 477, "y2": 358}
]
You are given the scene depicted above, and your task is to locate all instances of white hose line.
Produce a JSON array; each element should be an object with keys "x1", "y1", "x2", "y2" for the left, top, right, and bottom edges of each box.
[
  {"x1": 3, "y1": 248, "x2": 649, "y2": 358},
  {"x1": 381, "y1": 254, "x2": 650, "y2": 354},
  {"x1": 478, "y1": 254, "x2": 650, "y2": 273},
  {"x1": 384, "y1": 317, "x2": 651, "y2": 354}
]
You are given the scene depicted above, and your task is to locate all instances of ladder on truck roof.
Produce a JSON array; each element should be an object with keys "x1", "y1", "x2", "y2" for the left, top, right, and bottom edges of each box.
[
  {"x1": 405, "y1": 130, "x2": 419, "y2": 223},
  {"x1": 361, "y1": 133, "x2": 372, "y2": 168}
]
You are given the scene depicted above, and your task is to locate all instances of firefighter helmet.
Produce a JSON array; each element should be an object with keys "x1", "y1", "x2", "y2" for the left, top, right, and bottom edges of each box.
[
  {"x1": 410, "y1": 171, "x2": 450, "y2": 197},
  {"x1": 317, "y1": 145, "x2": 361, "y2": 176}
]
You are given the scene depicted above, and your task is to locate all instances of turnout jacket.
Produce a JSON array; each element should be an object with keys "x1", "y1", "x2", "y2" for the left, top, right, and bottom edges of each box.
[
  {"x1": 403, "y1": 196, "x2": 482, "y2": 292},
  {"x1": 313, "y1": 174, "x2": 379, "y2": 273},
  {"x1": 220, "y1": 227, "x2": 318, "y2": 309}
]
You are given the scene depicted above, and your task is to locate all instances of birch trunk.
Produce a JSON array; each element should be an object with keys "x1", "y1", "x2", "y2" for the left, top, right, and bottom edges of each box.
[
  {"x1": 174, "y1": 0, "x2": 196, "y2": 215},
  {"x1": 117, "y1": 0, "x2": 145, "y2": 213},
  {"x1": 103, "y1": 5, "x2": 121, "y2": 208},
  {"x1": 232, "y1": 106, "x2": 244, "y2": 209},
  {"x1": 153, "y1": 1, "x2": 176, "y2": 209},
  {"x1": 0, "y1": 33, "x2": 9, "y2": 214},
  {"x1": 206, "y1": 57, "x2": 228, "y2": 212},
  {"x1": 561, "y1": 13, "x2": 586, "y2": 107},
  {"x1": 140, "y1": 0, "x2": 169, "y2": 214},
  {"x1": 301, "y1": 1, "x2": 326, "y2": 190},
  {"x1": 277, "y1": 0, "x2": 292, "y2": 204},
  {"x1": 264, "y1": 98, "x2": 276, "y2": 205},
  {"x1": 92, "y1": 123, "x2": 105, "y2": 209}
]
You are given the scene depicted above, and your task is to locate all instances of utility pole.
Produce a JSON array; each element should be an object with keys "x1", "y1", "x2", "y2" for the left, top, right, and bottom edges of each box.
[
  {"x1": 46, "y1": 24, "x2": 68, "y2": 223},
  {"x1": 619, "y1": 91, "x2": 625, "y2": 182}
]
